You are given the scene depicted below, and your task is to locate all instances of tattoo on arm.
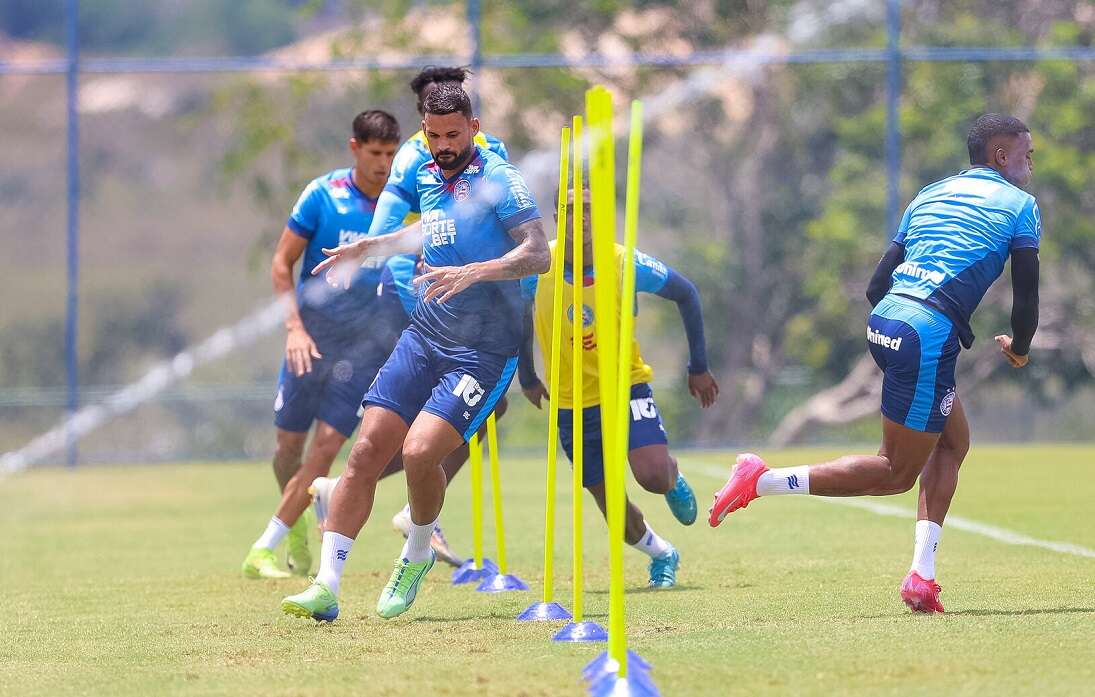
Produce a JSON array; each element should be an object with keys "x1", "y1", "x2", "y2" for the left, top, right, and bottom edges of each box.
[{"x1": 487, "y1": 219, "x2": 550, "y2": 279}]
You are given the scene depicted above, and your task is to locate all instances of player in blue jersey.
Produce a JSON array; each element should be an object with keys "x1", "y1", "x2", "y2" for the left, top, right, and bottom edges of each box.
[
  {"x1": 240, "y1": 110, "x2": 402, "y2": 580},
  {"x1": 710, "y1": 114, "x2": 1041, "y2": 613},
  {"x1": 281, "y1": 84, "x2": 549, "y2": 622},
  {"x1": 352, "y1": 66, "x2": 511, "y2": 550}
]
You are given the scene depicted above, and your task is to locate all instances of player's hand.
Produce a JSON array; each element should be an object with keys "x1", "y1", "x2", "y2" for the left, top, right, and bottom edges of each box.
[
  {"x1": 414, "y1": 263, "x2": 480, "y2": 304},
  {"x1": 994, "y1": 334, "x2": 1029, "y2": 368},
  {"x1": 522, "y1": 380, "x2": 549, "y2": 409},
  {"x1": 688, "y1": 371, "x2": 719, "y2": 408},
  {"x1": 312, "y1": 239, "x2": 373, "y2": 290},
  {"x1": 286, "y1": 326, "x2": 322, "y2": 375}
]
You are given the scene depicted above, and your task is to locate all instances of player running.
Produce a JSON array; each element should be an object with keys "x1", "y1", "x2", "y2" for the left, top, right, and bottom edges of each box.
[
  {"x1": 241, "y1": 110, "x2": 401, "y2": 580},
  {"x1": 356, "y1": 65, "x2": 511, "y2": 551},
  {"x1": 709, "y1": 114, "x2": 1041, "y2": 613},
  {"x1": 518, "y1": 187, "x2": 718, "y2": 588},
  {"x1": 281, "y1": 84, "x2": 549, "y2": 622}
]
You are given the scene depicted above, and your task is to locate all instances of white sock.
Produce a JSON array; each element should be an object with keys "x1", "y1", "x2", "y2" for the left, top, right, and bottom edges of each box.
[
  {"x1": 401, "y1": 516, "x2": 437, "y2": 563},
  {"x1": 756, "y1": 466, "x2": 811, "y2": 496},
  {"x1": 316, "y1": 531, "x2": 354, "y2": 596},
  {"x1": 252, "y1": 516, "x2": 290, "y2": 550},
  {"x1": 910, "y1": 520, "x2": 943, "y2": 580},
  {"x1": 631, "y1": 522, "x2": 673, "y2": 559}
]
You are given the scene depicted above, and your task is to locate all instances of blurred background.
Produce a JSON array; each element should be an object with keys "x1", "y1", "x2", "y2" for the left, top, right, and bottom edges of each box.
[{"x1": 2, "y1": 0, "x2": 1094, "y2": 467}]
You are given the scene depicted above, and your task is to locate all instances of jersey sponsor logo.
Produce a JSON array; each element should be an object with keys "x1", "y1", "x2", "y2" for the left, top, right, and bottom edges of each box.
[
  {"x1": 635, "y1": 250, "x2": 667, "y2": 278},
  {"x1": 867, "y1": 326, "x2": 904, "y2": 351},
  {"x1": 629, "y1": 397, "x2": 658, "y2": 421},
  {"x1": 465, "y1": 164, "x2": 481, "y2": 175},
  {"x1": 422, "y1": 209, "x2": 457, "y2": 246},
  {"x1": 895, "y1": 261, "x2": 946, "y2": 285},
  {"x1": 940, "y1": 388, "x2": 956, "y2": 416},
  {"x1": 454, "y1": 178, "x2": 471, "y2": 201},
  {"x1": 453, "y1": 374, "x2": 485, "y2": 407}
]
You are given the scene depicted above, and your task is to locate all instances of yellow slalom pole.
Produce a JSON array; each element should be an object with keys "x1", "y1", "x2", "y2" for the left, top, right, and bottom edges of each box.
[
  {"x1": 542, "y1": 125, "x2": 570, "y2": 603},
  {"x1": 609, "y1": 100, "x2": 644, "y2": 672},
  {"x1": 485, "y1": 413, "x2": 508, "y2": 574},
  {"x1": 469, "y1": 432, "x2": 484, "y2": 569},
  {"x1": 588, "y1": 85, "x2": 622, "y2": 654},
  {"x1": 570, "y1": 114, "x2": 586, "y2": 622}
]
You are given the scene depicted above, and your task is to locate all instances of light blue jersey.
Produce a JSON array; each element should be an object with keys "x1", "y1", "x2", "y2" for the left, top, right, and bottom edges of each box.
[
  {"x1": 412, "y1": 145, "x2": 541, "y2": 354},
  {"x1": 385, "y1": 130, "x2": 508, "y2": 213},
  {"x1": 287, "y1": 168, "x2": 385, "y2": 333},
  {"x1": 890, "y1": 167, "x2": 1042, "y2": 347}
]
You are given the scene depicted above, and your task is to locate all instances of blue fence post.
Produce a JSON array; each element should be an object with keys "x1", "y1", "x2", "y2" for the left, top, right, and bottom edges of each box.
[
  {"x1": 468, "y1": 0, "x2": 482, "y2": 114},
  {"x1": 64, "y1": 0, "x2": 80, "y2": 467},
  {"x1": 885, "y1": 0, "x2": 903, "y2": 239}
]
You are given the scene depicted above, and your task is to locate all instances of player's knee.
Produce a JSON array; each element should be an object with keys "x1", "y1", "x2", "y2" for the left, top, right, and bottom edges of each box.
[
  {"x1": 885, "y1": 469, "x2": 920, "y2": 495},
  {"x1": 345, "y1": 438, "x2": 384, "y2": 480},
  {"x1": 634, "y1": 466, "x2": 674, "y2": 494},
  {"x1": 399, "y1": 437, "x2": 436, "y2": 475}
]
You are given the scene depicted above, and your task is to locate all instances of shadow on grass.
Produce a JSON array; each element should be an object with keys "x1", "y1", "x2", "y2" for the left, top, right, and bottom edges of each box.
[
  {"x1": 412, "y1": 610, "x2": 608, "y2": 623},
  {"x1": 586, "y1": 584, "x2": 706, "y2": 595},
  {"x1": 948, "y1": 607, "x2": 1095, "y2": 617}
]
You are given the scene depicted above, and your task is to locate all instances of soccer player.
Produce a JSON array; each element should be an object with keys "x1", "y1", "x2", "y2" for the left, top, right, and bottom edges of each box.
[
  {"x1": 239, "y1": 110, "x2": 401, "y2": 580},
  {"x1": 281, "y1": 84, "x2": 549, "y2": 622},
  {"x1": 357, "y1": 65, "x2": 511, "y2": 549},
  {"x1": 710, "y1": 114, "x2": 1041, "y2": 613},
  {"x1": 518, "y1": 188, "x2": 718, "y2": 588}
]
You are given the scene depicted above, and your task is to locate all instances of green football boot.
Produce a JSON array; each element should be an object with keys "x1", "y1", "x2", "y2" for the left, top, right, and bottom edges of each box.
[
  {"x1": 376, "y1": 553, "x2": 435, "y2": 619},
  {"x1": 242, "y1": 547, "x2": 291, "y2": 579},
  {"x1": 281, "y1": 581, "x2": 339, "y2": 622},
  {"x1": 286, "y1": 513, "x2": 312, "y2": 577}
]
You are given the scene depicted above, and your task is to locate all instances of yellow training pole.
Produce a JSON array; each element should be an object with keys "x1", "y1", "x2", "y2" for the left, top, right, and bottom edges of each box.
[
  {"x1": 570, "y1": 114, "x2": 586, "y2": 622},
  {"x1": 609, "y1": 100, "x2": 644, "y2": 672},
  {"x1": 542, "y1": 126, "x2": 570, "y2": 604},
  {"x1": 588, "y1": 85, "x2": 623, "y2": 655},
  {"x1": 485, "y1": 414, "x2": 508, "y2": 574},
  {"x1": 469, "y1": 432, "x2": 485, "y2": 570}
]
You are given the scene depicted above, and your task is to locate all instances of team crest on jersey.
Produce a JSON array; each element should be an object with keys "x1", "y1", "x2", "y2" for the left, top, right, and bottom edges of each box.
[
  {"x1": 940, "y1": 388, "x2": 956, "y2": 417},
  {"x1": 566, "y1": 304, "x2": 594, "y2": 328},
  {"x1": 454, "y1": 178, "x2": 472, "y2": 201}
]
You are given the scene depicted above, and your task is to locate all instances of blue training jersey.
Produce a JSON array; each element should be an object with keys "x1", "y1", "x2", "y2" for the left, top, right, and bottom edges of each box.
[
  {"x1": 379, "y1": 254, "x2": 420, "y2": 317},
  {"x1": 412, "y1": 144, "x2": 541, "y2": 354},
  {"x1": 890, "y1": 167, "x2": 1042, "y2": 347},
  {"x1": 287, "y1": 168, "x2": 386, "y2": 332}
]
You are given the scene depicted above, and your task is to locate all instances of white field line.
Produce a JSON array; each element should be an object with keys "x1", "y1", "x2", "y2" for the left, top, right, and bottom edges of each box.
[{"x1": 686, "y1": 461, "x2": 1095, "y2": 560}]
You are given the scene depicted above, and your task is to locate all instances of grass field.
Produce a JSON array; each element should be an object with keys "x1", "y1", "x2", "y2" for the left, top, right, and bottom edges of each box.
[{"x1": 2, "y1": 445, "x2": 1093, "y2": 696}]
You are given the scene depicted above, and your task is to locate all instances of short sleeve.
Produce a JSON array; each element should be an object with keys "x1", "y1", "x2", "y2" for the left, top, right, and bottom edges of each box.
[
  {"x1": 1011, "y1": 198, "x2": 1042, "y2": 251},
  {"x1": 633, "y1": 249, "x2": 670, "y2": 294},
  {"x1": 486, "y1": 134, "x2": 509, "y2": 162},
  {"x1": 892, "y1": 203, "x2": 913, "y2": 245},
  {"x1": 287, "y1": 180, "x2": 323, "y2": 239},
  {"x1": 385, "y1": 141, "x2": 427, "y2": 209},
  {"x1": 490, "y1": 162, "x2": 541, "y2": 230},
  {"x1": 520, "y1": 275, "x2": 539, "y2": 301}
]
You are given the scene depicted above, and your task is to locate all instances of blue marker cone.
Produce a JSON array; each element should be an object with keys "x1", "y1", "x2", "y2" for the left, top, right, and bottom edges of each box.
[
  {"x1": 452, "y1": 557, "x2": 499, "y2": 585},
  {"x1": 517, "y1": 601, "x2": 572, "y2": 621},
  {"x1": 584, "y1": 650, "x2": 659, "y2": 697},
  {"x1": 476, "y1": 572, "x2": 529, "y2": 592},
  {"x1": 553, "y1": 621, "x2": 608, "y2": 642}
]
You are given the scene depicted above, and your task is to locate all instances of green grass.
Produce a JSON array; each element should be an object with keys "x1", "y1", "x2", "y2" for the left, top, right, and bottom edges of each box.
[{"x1": 1, "y1": 446, "x2": 1093, "y2": 696}]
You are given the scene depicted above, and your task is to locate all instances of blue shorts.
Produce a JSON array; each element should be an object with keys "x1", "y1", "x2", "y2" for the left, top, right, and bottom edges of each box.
[
  {"x1": 868, "y1": 295, "x2": 960, "y2": 433},
  {"x1": 273, "y1": 329, "x2": 393, "y2": 439},
  {"x1": 557, "y1": 383, "x2": 669, "y2": 487},
  {"x1": 364, "y1": 324, "x2": 517, "y2": 441}
]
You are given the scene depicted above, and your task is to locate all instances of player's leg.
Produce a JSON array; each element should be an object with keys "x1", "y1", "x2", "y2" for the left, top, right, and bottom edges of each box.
[
  {"x1": 283, "y1": 327, "x2": 433, "y2": 621},
  {"x1": 902, "y1": 394, "x2": 968, "y2": 612},
  {"x1": 243, "y1": 361, "x2": 323, "y2": 579},
  {"x1": 624, "y1": 385, "x2": 697, "y2": 525},
  {"x1": 586, "y1": 480, "x2": 680, "y2": 588},
  {"x1": 710, "y1": 297, "x2": 952, "y2": 523},
  {"x1": 375, "y1": 348, "x2": 517, "y2": 619}
]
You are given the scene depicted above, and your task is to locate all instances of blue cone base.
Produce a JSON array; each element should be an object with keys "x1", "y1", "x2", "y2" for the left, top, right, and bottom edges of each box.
[
  {"x1": 584, "y1": 651, "x2": 659, "y2": 697},
  {"x1": 587, "y1": 670, "x2": 661, "y2": 697},
  {"x1": 476, "y1": 573, "x2": 529, "y2": 592},
  {"x1": 451, "y1": 558, "x2": 499, "y2": 585},
  {"x1": 553, "y1": 621, "x2": 608, "y2": 642},
  {"x1": 583, "y1": 650, "x2": 652, "y2": 681},
  {"x1": 517, "y1": 601, "x2": 572, "y2": 621}
]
